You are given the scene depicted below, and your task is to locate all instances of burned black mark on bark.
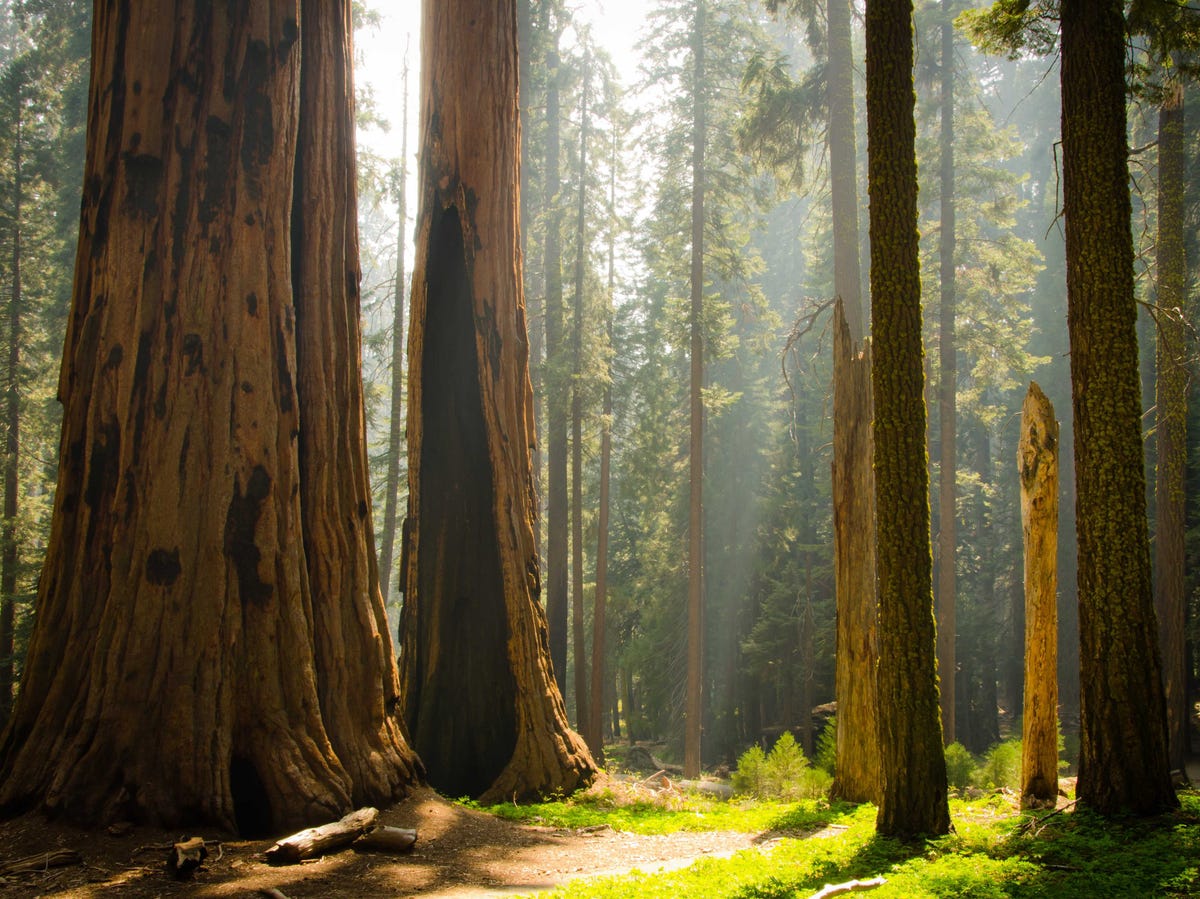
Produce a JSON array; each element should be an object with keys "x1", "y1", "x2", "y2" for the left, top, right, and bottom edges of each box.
[
  {"x1": 201, "y1": 116, "x2": 232, "y2": 226},
  {"x1": 171, "y1": 143, "x2": 194, "y2": 276},
  {"x1": 178, "y1": 425, "x2": 190, "y2": 487},
  {"x1": 279, "y1": 18, "x2": 299, "y2": 61},
  {"x1": 104, "y1": 344, "x2": 124, "y2": 372},
  {"x1": 246, "y1": 292, "x2": 258, "y2": 316},
  {"x1": 182, "y1": 333, "x2": 203, "y2": 375},
  {"x1": 224, "y1": 465, "x2": 273, "y2": 606},
  {"x1": 358, "y1": 500, "x2": 368, "y2": 520},
  {"x1": 122, "y1": 153, "x2": 164, "y2": 218},
  {"x1": 413, "y1": 202, "x2": 517, "y2": 797},
  {"x1": 240, "y1": 41, "x2": 274, "y2": 177},
  {"x1": 84, "y1": 419, "x2": 121, "y2": 510},
  {"x1": 146, "y1": 547, "x2": 182, "y2": 586},
  {"x1": 275, "y1": 328, "x2": 293, "y2": 414}
]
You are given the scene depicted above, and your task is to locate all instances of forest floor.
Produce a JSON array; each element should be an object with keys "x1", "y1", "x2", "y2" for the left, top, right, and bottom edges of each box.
[{"x1": 0, "y1": 779, "x2": 765, "y2": 898}]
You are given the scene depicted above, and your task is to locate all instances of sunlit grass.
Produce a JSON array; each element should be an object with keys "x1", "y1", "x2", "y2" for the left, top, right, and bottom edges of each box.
[{"x1": 467, "y1": 783, "x2": 1200, "y2": 898}]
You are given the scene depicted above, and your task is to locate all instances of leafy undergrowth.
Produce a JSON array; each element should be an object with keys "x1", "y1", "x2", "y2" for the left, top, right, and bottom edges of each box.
[{"x1": 470, "y1": 783, "x2": 1200, "y2": 898}]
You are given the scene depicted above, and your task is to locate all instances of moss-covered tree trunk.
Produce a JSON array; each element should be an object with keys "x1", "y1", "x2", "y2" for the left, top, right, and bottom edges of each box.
[
  {"x1": 1153, "y1": 81, "x2": 1190, "y2": 777},
  {"x1": 0, "y1": 0, "x2": 420, "y2": 832},
  {"x1": 1060, "y1": 0, "x2": 1177, "y2": 816},
  {"x1": 399, "y1": 0, "x2": 597, "y2": 804},
  {"x1": 1019, "y1": 382, "x2": 1058, "y2": 808},
  {"x1": 866, "y1": 0, "x2": 950, "y2": 839}
]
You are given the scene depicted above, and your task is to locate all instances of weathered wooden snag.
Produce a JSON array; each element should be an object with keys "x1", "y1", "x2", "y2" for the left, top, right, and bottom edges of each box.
[{"x1": 1018, "y1": 382, "x2": 1059, "y2": 809}]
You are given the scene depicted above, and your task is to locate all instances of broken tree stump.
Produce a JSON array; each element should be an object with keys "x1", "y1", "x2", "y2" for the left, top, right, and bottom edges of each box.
[
  {"x1": 1018, "y1": 382, "x2": 1059, "y2": 810},
  {"x1": 264, "y1": 807, "x2": 379, "y2": 865},
  {"x1": 351, "y1": 825, "x2": 418, "y2": 853},
  {"x1": 167, "y1": 837, "x2": 208, "y2": 880}
]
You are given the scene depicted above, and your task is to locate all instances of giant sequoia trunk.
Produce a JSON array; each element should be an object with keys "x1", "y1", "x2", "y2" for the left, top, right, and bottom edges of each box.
[
  {"x1": 398, "y1": 0, "x2": 597, "y2": 804},
  {"x1": 1060, "y1": 0, "x2": 1177, "y2": 816},
  {"x1": 866, "y1": 0, "x2": 950, "y2": 839},
  {"x1": 0, "y1": 1, "x2": 419, "y2": 832}
]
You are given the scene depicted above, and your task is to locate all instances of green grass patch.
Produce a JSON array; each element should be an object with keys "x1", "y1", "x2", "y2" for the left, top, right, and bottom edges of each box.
[
  {"x1": 468, "y1": 784, "x2": 1200, "y2": 898},
  {"x1": 467, "y1": 783, "x2": 853, "y2": 835}
]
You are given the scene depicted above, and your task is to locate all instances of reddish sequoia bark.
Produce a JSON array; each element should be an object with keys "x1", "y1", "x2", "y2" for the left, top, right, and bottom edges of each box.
[
  {"x1": 0, "y1": 1, "x2": 418, "y2": 832},
  {"x1": 398, "y1": 0, "x2": 597, "y2": 804}
]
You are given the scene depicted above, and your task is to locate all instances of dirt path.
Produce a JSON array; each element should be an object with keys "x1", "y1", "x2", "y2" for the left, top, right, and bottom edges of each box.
[{"x1": 0, "y1": 787, "x2": 764, "y2": 898}]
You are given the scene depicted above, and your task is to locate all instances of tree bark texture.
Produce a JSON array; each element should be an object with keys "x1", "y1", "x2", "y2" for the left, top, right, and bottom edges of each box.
[
  {"x1": 1060, "y1": 0, "x2": 1177, "y2": 816},
  {"x1": 0, "y1": 0, "x2": 419, "y2": 832},
  {"x1": 1019, "y1": 382, "x2": 1058, "y2": 808},
  {"x1": 1153, "y1": 83, "x2": 1190, "y2": 775},
  {"x1": 399, "y1": 0, "x2": 597, "y2": 804},
  {"x1": 866, "y1": 0, "x2": 950, "y2": 838},
  {"x1": 935, "y1": 4, "x2": 957, "y2": 747},
  {"x1": 685, "y1": 0, "x2": 707, "y2": 781},
  {"x1": 830, "y1": 300, "x2": 879, "y2": 804}
]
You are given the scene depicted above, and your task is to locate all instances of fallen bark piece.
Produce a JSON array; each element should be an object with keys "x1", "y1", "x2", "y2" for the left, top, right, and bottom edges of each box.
[
  {"x1": 167, "y1": 837, "x2": 208, "y2": 880},
  {"x1": 265, "y1": 807, "x2": 379, "y2": 865},
  {"x1": 0, "y1": 848, "x2": 83, "y2": 875},
  {"x1": 351, "y1": 825, "x2": 418, "y2": 854},
  {"x1": 807, "y1": 876, "x2": 887, "y2": 899}
]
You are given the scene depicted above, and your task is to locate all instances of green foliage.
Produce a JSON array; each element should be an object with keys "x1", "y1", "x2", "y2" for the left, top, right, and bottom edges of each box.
[
  {"x1": 732, "y1": 732, "x2": 831, "y2": 801},
  {"x1": 974, "y1": 738, "x2": 1022, "y2": 791},
  {"x1": 944, "y1": 742, "x2": 976, "y2": 790},
  {"x1": 814, "y1": 716, "x2": 836, "y2": 776}
]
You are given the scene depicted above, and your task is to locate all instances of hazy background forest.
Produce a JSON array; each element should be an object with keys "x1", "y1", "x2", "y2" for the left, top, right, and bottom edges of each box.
[{"x1": 0, "y1": 0, "x2": 1195, "y2": 775}]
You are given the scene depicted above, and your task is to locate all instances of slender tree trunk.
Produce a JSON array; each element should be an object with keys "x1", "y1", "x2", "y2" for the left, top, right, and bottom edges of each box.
[
  {"x1": 0, "y1": 1, "x2": 419, "y2": 832},
  {"x1": 935, "y1": 3, "x2": 957, "y2": 747},
  {"x1": 571, "y1": 49, "x2": 591, "y2": 730},
  {"x1": 0, "y1": 94, "x2": 21, "y2": 724},
  {"x1": 830, "y1": 301, "x2": 879, "y2": 803},
  {"x1": 544, "y1": 20, "x2": 569, "y2": 693},
  {"x1": 399, "y1": 0, "x2": 596, "y2": 804},
  {"x1": 1019, "y1": 382, "x2": 1059, "y2": 808},
  {"x1": 1060, "y1": 0, "x2": 1177, "y2": 817},
  {"x1": 378, "y1": 49, "x2": 410, "y2": 606},
  {"x1": 685, "y1": 0, "x2": 707, "y2": 781},
  {"x1": 829, "y1": 0, "x2": 864, "y2": 337},
  {"x1": 866, "y1": 0, "x2": 950, "y2": 839},
  {"x1": 588, "y1": 130, "x2": 618, "y2": 763},
  {"x1": 1154, "y1": 80, "x2": 1190, "y2": 777}
]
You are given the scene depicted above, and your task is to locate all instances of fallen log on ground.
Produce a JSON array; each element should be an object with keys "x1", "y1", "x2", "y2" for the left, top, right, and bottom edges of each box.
[
  {"x1": 352, "y1": 825, "x2": 418, "y2": 854},
  {"x1": 806, "y1": 876, "x2": 887, "y2": 899},
  {"x1": 265, "y1": 807, "x2": 379, "y2": 865},
  {"x1": 0, "y1": 849, "x2": 83, "y2": 876}
]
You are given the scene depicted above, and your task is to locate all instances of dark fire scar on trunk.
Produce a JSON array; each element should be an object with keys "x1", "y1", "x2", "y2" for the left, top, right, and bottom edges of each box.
[{"x1": 223, "y1": 465, "x2": 273, "y2": 605}]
